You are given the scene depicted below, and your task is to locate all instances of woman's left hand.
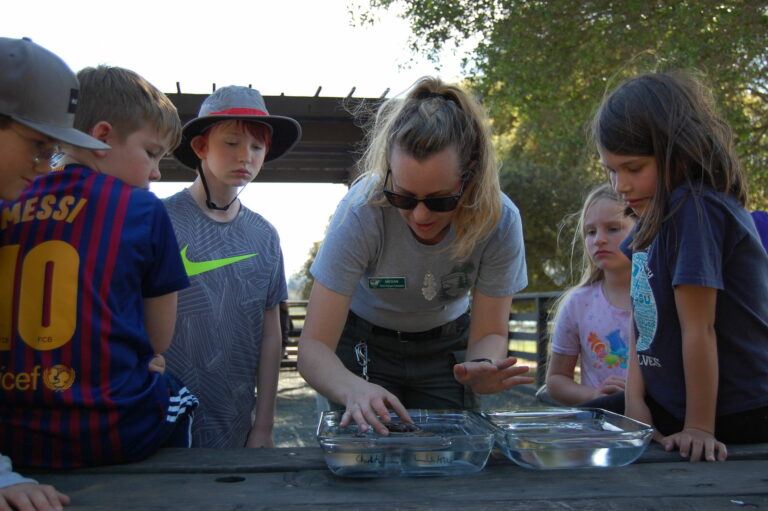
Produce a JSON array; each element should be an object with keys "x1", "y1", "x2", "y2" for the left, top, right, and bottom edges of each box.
[{"x1": 453, "y1": 357, "x2": 534, "y2": 394}]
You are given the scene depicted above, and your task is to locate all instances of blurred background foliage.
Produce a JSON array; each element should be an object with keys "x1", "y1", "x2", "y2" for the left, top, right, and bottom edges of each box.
[
  {"x1": 352, "y1": 0, "x2": 768, "y2": 292},
  {"x1": 295, "y1": 1, "x2": 767, "y2": 296}
]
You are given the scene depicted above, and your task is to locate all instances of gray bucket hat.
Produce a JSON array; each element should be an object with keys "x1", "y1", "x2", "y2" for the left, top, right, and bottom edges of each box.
[
  {"x1": 173, "y1": 86, "x2": 301, "y2": 170},
  {"x1": 0, "y1": 37, "x2": 110, "y2": 150}
]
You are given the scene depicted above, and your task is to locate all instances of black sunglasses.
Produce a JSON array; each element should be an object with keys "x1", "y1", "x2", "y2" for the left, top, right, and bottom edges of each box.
[{"x1": 382, "y1": 169, "x2": 466, "y2": 212}]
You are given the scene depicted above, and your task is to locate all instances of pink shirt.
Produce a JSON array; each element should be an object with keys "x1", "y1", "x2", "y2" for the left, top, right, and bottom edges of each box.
[{"x1": 551, "y1": 282, "x2": 630, "y2": 387}]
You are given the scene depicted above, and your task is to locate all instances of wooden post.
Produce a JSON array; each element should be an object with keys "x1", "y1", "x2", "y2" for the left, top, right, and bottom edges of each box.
[{"x1": 535, "y1": 294, "x2": 550, "y2": 389}]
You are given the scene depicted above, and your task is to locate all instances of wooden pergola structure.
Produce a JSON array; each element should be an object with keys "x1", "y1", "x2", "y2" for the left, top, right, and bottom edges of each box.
[{"x1": 160, "y1": 91, "x2": 383, "y2": 184}]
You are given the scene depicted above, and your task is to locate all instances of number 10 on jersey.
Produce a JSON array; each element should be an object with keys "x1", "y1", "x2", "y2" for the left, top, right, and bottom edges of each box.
[{"x1": 0, "y1": 241, "x2": 78, "y2": 351}]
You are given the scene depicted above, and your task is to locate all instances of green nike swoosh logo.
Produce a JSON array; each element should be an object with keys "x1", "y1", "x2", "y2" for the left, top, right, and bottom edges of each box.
[{"x1": 180, "y1": 245, "x2": 258, "y2": 276}]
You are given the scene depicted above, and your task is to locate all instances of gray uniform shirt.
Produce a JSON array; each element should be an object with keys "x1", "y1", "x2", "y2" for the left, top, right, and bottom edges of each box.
[{"x1": 312, "y1": 178, "x2": 528, "y2": 332}]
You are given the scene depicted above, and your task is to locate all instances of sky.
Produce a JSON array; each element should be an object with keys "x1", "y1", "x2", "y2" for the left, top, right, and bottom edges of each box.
[{"x1": 3, "y1": 0, "x2": 467, "y2": 279}]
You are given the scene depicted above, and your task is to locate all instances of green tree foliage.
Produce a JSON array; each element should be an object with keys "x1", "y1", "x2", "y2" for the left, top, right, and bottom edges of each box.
[
  {"x1": 293, "y1": 240, "x2": 320, "y2": 300},
  {"x1": 357, "y1": 0, "x2": 768, "y2": 291}
]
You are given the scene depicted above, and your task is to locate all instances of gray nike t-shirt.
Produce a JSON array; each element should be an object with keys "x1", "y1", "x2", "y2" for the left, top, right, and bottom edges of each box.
[{"x1": 163, "y1": 189, "x2": 287, "y2": 448}]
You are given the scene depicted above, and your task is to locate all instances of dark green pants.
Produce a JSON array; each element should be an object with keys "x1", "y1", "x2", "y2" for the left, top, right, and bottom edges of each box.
[{"x1": 334, "y1": 312, "x2": 479, "y2": 410}]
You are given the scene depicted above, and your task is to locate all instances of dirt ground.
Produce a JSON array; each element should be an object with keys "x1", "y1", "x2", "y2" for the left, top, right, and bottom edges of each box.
[{"x1": 272, "y1": 367, "x2": 543, "y2": 447}]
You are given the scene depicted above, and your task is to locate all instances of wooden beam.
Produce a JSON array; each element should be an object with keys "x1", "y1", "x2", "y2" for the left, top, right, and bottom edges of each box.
[{"x1": 161, "y1": 93, "x2": 379, "y2": 184}]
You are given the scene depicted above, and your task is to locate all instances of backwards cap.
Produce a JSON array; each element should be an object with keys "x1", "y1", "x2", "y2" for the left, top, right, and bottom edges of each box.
[{"x1": 0, "y1": 37, "x2": 109, "y2": 150}]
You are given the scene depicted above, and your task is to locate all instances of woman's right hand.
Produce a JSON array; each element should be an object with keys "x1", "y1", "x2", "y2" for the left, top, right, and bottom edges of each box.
[{"x1": 339, "y1": 380, "x2": 412, "y2": 436}]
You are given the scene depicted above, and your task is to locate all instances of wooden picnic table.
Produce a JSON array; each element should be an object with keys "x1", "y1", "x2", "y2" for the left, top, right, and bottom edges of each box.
[{"x1": 24, "y1": 443, "x2": 768, "y2": 510}]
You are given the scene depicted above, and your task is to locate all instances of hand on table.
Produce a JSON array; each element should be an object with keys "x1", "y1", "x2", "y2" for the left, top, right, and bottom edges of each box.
[
  {"x1": 0, "y1": 482, "x2": 70, "y2": 511},
  {"x1": 453, "y1": 357, "x2": 534, "y2": 394},
  {"x1": 658, "y1": 427, "x2": 727, "y2": 462}
]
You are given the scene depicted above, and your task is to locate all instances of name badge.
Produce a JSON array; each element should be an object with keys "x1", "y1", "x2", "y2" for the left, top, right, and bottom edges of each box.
[{"x1": 368, "y1": 277, "x2": 406, "y2": 289}]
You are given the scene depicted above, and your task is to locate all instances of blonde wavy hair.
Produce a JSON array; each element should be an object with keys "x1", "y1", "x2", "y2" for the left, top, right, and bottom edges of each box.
[
  {"x1": 355, "y1": 76, "x2": 502, "y2": 261},
  {"x1": 568, "y1": 184, "x2": 634, "y2": 289}
]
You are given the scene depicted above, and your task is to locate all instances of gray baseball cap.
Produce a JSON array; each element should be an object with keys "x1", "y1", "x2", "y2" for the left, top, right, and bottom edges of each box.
[
  {"x1": 174, "y1": 85, "x2": 301, "y2": 170},
  {"x1": 0, "y1": 37, "x2": 110, "y2": 150}
]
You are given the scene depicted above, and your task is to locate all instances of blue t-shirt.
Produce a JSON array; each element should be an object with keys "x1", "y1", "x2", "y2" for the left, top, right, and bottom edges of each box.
[
  {"x1": 622, "y1": 184, "x2": 768, "y2": 420},
  {"x1": 751, "y1": 210, "x2": 768, "y2": 252}
]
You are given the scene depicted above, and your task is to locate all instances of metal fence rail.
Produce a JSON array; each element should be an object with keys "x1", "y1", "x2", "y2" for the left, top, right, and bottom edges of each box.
[{"x1": 506, "y1": 291, "x2": 560, "y2": 387}]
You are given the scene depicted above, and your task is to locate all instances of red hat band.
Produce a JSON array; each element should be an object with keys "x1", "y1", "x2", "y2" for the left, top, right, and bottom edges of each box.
[{"x1": 208, "y1": 107, "x2": 268, "y2": 117}]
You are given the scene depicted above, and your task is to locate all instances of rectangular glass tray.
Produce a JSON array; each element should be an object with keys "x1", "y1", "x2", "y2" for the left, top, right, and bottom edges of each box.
[
  {"x1": 481, "y1": 408, "x2": 653, "y2": 470},
  {"x1": 316, "y1": 409, "x2": 495, "y2": 477}
]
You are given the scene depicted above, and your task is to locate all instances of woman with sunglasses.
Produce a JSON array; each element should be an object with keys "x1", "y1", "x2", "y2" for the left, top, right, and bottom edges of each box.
[{"x1": 297, "y1": 77, "x2": 531, "y2": 434}]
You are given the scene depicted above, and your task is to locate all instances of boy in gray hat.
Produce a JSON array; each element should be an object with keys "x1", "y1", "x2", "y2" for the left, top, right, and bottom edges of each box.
[
  {"x1": 163, "y1": 85, "x2": 301, "y2": 448},
  {"x1": 0, "y1": 35, "x2": 111, "y2": 511},
  {"x1": 0, "y1": 37, "x2": 109, "y2": 199}
]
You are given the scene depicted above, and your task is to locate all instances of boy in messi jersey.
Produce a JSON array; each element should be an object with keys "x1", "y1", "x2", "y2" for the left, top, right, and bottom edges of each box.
[
  {"x1": 0, "y1": 36, "x2": 114, "y2": 511},
  {"x1": 0, "y1": 63, "x2": 198, "y2": 469},
  {"x1": 163, "y1": 86, "x2": 300, "y2": 447}
]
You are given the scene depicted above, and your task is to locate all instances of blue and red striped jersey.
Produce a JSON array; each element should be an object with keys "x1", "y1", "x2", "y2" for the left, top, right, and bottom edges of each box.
[{"x1": 0, "y1": 165, "x2": 193, "y2": 468}]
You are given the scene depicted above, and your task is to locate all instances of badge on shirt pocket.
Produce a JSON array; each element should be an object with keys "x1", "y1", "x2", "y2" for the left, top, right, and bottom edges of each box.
[{"x1": 368, "y1": 277, "x2": 406, "y2": 289}]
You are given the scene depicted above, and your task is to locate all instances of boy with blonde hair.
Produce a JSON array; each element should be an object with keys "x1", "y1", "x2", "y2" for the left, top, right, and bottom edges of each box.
[{"x1": 0, "y1": 63, "x2": 197, "y2": 469}]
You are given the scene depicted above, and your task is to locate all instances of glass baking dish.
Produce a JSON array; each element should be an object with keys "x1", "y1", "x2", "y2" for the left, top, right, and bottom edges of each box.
[
  {"x1": 316, "y1": 409, "x2": 495, "y2": 477},
  {"x1": 481, "y1": 408, "x2": 653, "y2": 470}
]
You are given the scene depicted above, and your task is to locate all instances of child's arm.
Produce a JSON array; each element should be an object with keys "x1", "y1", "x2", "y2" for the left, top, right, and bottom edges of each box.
[
  {"x1": 245, "y1": 305, "x2": 282, "y2": 448},
  {"x1": 625, "y1": 314, "x2": 654, "y2": 429},
  {"x1": 143, "y1": 292, "x2": 178, "y2": 355},
  {"x1": 663, "y1": 284, "x2": 727, "y2": 462},
  {"x1": 546, "y1": 353, "x2": 623, "y2": 405}
]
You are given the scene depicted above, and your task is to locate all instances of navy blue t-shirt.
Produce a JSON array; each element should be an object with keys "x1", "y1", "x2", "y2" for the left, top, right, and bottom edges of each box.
[
  {"x1": 622, "y1": 184, "x2": 768, "y2": 420},
  {"x1": 751, "y1": 210, "x2": 768, "y2": 252}
]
